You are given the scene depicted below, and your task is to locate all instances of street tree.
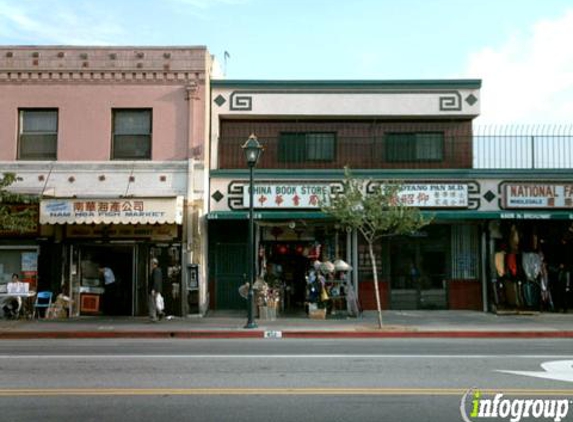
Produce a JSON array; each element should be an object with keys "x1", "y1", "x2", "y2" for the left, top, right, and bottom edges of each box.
[
  {"x1": 0, "y1": 173, "x2": 39, "y2": 233},
  {"x1": 322, "y1": 168, "x2": 431, "y2": 328}
]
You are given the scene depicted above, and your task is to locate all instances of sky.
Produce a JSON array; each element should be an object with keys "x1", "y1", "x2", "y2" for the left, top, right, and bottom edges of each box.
[{"x1": 0, "y1": 0, "x2": 572, "y2": 125}]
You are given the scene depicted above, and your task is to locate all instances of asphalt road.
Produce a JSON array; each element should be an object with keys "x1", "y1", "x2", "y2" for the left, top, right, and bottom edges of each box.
[{"x1": 1, "y1": 338, "x2": 573, "y2": 422}]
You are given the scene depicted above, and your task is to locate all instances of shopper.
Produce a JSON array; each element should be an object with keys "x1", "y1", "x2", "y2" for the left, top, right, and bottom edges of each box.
[
  {"x1": 149, "y1": 258, "x2": 164, "y2": 322},
  {"x1": 98, "y1": 265, "x2": 116, "y2": 315}
]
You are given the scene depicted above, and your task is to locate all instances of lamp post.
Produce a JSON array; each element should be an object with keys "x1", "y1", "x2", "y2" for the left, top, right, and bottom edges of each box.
[{"x1": 242, "y1": 134, "x2": 263, "y2": 329}]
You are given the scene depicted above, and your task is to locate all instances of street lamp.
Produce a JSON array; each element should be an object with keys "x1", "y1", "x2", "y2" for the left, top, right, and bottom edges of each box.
[{"x1": 242, "y1": 134, "x2": 263, "y2": 329}]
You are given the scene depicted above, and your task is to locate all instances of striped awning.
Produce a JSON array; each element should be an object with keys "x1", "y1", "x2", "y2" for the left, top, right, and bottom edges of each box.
[{"x1": 40, "y1": 197, "x2": 184, "y2": 225}]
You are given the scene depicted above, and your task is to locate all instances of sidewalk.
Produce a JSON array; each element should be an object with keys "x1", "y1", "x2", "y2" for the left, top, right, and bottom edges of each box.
[{"x1": 0, "y1": 310, "x2": 572, "y2": 339}]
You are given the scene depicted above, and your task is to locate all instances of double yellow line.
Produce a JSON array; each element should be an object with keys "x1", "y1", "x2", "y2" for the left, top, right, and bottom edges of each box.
[{"x1": 0, "y1": 388, "x2": 572, "y2": 397}]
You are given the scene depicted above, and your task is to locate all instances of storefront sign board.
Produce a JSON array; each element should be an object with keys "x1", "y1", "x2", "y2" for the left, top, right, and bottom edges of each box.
[
  {"x1": 243, "y1": 183, "x2": 468, "y2": 209},
  {"x1": 40, "y1": 197, "x2": 184, "y2": 225},
  {"x1": 503, "y1": 183, "x2": 573, "y2": 209}
]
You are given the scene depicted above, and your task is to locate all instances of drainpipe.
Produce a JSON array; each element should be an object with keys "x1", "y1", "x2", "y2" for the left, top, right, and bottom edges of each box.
[{"x1": 481, "y1": 223, "x2": 489, "y2": 312}]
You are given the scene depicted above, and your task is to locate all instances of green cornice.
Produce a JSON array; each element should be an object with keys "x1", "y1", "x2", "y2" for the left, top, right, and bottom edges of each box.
[
  {"x1": 211, "y1": 79, "x2": 482, "y2": 90},
  {"x1": 210, "y1": 168, "x2": 573, "y2": 180}
]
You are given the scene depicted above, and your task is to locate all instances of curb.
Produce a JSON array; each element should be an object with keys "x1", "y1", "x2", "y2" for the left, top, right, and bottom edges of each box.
[{"x1": 2, "y1": 330, "x2": 573, "y2": 340}]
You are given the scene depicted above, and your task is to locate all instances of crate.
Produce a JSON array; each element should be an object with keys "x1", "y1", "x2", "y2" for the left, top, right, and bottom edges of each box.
[{"x1": 308, "y1": 308, "x2": 326, "y2": 320}]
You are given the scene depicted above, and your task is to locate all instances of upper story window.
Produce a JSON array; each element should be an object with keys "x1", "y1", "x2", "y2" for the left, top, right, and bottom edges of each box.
[
  {"x1": 112, "y1": 109, "x2": 152, "y2": 160},
  {"x1": 278, "y1": 132, "x2": 336, "y2": 163},
  {"x1": 385, "y1": 132, "x2": 444, "y2": 162},
  {"x1": 18, "y1": 109, "x2": 58, "y2": 160}
]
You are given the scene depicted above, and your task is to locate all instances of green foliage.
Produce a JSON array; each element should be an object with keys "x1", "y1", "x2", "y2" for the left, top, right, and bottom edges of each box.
[
  {"x1": 322, "y1": 167, "x2": 431, "y2": 242},
  {"x1": 321, "y1": 167, "x2": 432, "y2": 328},
  {"x1": 0, "y1": 172, "x2": 39, "y2": 233}
]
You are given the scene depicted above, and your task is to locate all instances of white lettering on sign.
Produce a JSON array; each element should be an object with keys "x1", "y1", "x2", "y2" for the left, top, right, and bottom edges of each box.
[
  {"x1": 504, "y1": 183, "x2": 573, "y2": 209},
  {"x1": 244, "y1": 183, "x2": 468, "y2": 209}
]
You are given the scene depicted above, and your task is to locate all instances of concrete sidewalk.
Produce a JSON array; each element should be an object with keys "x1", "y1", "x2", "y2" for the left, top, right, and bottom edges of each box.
[{"x1": 0, "y1": 310, "x2": 572, "y2": 339}]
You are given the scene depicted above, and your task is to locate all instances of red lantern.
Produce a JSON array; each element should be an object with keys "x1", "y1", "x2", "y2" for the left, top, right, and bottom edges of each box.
[
  {"x1": 295, "y1": 245, "x2": 304, "y2": 255},
  {"x1": 278, "y1": 244, "x2": 288, "y2": 255}
]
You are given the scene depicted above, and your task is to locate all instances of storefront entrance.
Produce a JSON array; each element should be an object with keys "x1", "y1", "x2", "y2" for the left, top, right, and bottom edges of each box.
[
  {"x1": 70, "y1": 244, "x2": 135, "y2": 316},
  {"x1": 388, "y1": 226, "x2": 450, "y2": 310}
]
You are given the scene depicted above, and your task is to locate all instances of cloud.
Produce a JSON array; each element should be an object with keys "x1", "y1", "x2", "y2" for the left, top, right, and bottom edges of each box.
[
  {"x1": 465, "y1": 9, "x2": 573, "y2": 125},
  {"x1": 0, "y1": 0, "x2": 124, "y2": 45}
]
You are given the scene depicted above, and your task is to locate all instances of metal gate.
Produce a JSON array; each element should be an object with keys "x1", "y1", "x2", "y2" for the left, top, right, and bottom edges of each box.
[{"x1": 215, "y1": 243, "x2": 247, "y2": 309}]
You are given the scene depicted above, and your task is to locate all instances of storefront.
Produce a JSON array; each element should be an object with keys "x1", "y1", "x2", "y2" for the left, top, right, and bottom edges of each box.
[
  {"x1": 486, "y1": 181, "x2": 573, "y2": 313},
  {"x1": 40, "y1": 197, "x2": 185, "y2": 317},
  {"x1": 208, "y1": 178, "x2": 485, "y2": 313},
  {"x1": 0, "y1": 204, "x2": 40, "y2": 293}
]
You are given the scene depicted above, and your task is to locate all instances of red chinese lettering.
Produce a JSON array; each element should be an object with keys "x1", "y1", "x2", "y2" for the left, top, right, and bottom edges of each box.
[
  {"x1": 110, "y1": 202, "x2": 121, "y2": 212},
  {"x1": 292, "y1": 194, "x2": 300, "y2": 206},
  {"x1": 122, "y1": 201, "x2": 132, "y2": 211},
  {"x1": 85, "y1": 202, "x2": 96, "y2": 212},
  {"x1": 134, "y1": 201, "x2": 144, "y2": 211},
  {"x1": 416, "y1": 193, "x2": 430, "y2": 204},
  {"x1": 275, "y1": 195, "x2": 284, "y2": 206},
  {"x1": 98, "y1": 202, "x2": 109, "y2": 212},
  {"x1": 73, "y1": 202, "x2": 84, "y2": 212}
]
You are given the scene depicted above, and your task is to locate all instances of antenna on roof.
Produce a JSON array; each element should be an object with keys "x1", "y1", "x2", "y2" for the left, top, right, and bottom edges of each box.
[{"x1": 224, "y1": 51, "x2": 230, "y2": 77}]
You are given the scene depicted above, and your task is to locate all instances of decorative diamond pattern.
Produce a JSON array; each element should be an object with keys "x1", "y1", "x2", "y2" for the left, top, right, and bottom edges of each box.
[
  {"x1": 465, "y1": 94, "x2": 478, "y2": 106},
  {"x1": 483, "y1": 190, "x2": 496, "y2": 203},
  {"x1": 214, "y1": 95, "x2": 226, "y2": 107},
  {"x1": 212, "y1": 190, "x2": 224, "y2": 202}
]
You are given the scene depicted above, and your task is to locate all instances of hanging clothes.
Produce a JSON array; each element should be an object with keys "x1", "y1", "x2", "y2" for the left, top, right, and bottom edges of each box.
[
  {"x1": 506, "y1": 253, "x2": 518, "y2": 278},
  {"x1": 522, "y1": 253, "x2": 542, "y2": 282},
  {"x1": 494, "y1": 251, "x2": 506, "y2": 278}
]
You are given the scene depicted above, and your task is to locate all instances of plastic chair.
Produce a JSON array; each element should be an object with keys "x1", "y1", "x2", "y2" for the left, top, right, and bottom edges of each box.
[{"x1": 33, "y1": 291, "x2": 53, "y2": 319}]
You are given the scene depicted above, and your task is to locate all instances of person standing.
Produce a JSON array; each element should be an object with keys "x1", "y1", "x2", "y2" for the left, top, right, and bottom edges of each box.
[
  {"x1": 149, "y1": 258, "x2": 163, "y2": 322},
  {"x1": 98, "y1": 265, "x2": 116, "y2": 315}
]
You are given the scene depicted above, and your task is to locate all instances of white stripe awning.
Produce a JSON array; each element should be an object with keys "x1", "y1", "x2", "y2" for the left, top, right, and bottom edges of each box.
[{"x1": 40, "y1": 197, "x2": 184, "y2": 225}]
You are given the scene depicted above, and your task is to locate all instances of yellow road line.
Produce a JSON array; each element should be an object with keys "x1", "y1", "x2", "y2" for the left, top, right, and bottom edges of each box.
[{"x1": 0, "y1": 388, "x2": 572, "y2": 397}]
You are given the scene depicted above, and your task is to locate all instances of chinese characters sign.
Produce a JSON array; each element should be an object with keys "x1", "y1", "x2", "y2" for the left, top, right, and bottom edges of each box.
[
  {"x1": 396, "y1": 184, "x2": 468, "y2": 208},
  {"x1": 242, "y1": 183, "x2": 468, "y2": 209},
  {"x1": 244, "y1": 184, "x2": 329, "y2": 209},
  {"x1": 503, "y1": 183, "x2": 573, "y2": 209},
  {"x1": 40, "y1": 197, "x2": 184, "y2": 225}
]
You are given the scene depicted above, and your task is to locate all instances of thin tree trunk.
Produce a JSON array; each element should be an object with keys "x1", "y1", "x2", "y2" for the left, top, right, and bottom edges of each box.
[{"x1": 368, "y1": 241, "x2": 383, "y2": 328}]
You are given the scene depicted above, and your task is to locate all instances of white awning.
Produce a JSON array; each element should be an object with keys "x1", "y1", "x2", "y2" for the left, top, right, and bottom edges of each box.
[{"x1": 40, "y1": 197, "x2": 184, "y2": 225}]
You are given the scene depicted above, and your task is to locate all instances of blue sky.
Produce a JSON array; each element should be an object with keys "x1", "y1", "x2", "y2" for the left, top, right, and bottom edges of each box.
[{"x1": 1, "y1": 0, "x2": 572, "y2": 125}]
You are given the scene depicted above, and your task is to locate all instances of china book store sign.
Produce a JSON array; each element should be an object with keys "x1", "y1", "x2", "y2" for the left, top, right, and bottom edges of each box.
[
  {"x1": 503, "y1": 183, "x2": 573, "y2": 209},
  {"x1": 40, "y1": 197, "x2": 184, "y2": 225},
  {"x1": 243, "y1": 183, "x2": 468, "y2": 209}
]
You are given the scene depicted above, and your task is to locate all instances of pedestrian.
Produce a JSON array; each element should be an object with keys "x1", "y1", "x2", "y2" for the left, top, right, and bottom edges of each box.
[
  {"x1": 98, "y1": 265, "x2": 116, "y2": 315},
  {"x1": 149, "y1": 258, "x2": 164, "y2": 322}
]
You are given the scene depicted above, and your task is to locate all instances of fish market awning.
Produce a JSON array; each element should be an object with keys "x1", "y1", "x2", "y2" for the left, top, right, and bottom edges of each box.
[{"x1": 40, "y1": 197, "x2": 184, "y2": 225}]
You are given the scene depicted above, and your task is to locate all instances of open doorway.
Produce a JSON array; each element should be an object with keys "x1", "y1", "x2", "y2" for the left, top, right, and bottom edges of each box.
[{"x1": 76, "y1": 244, "x2": 134, "y2": 316}]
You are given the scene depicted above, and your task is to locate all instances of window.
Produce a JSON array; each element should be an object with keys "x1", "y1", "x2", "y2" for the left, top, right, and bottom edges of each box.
[
  {"x1": 385, "y1": 132, "x2": 444, "y2": 162},
  {"x1": 112, "y1": 109, "x2": 152, "y2": 160},
  {"x1": 18, "y1": 109, "x2": 58, "y2": 160},
  {"x1": 278, "y1": 132, "x2": 335, "y2": 162}
]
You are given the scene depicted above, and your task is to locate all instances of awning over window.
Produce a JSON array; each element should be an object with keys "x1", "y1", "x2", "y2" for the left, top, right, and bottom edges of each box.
[{"x1": 40, "y1": 197, "x2": 184, "y2": 225}]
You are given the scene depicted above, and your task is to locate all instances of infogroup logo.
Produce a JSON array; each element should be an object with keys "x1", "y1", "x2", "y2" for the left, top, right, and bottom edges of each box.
[{"x1": 460, "y1": 389, "x2": 571, "y2": 422}]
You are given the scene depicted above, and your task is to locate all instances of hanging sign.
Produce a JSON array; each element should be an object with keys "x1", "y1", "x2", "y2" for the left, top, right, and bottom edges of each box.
[
  {"x1": 503, "y1": 183, "x2": 573, "y2": 209},
  {"x1": 243, "y1": 183, "x2": 468, "y2": 209}
]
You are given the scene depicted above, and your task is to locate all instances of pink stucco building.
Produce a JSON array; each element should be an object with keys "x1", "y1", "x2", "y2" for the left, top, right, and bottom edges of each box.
[{"x1": 0, "y1": 46, "x2": 212, "y2": 317}]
